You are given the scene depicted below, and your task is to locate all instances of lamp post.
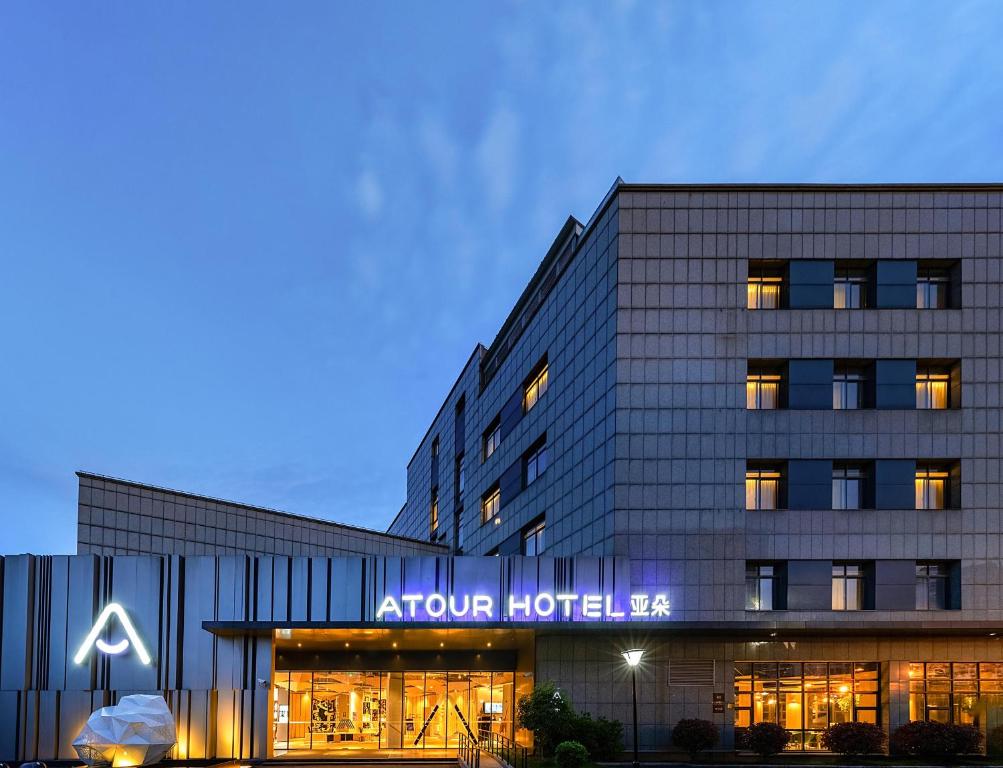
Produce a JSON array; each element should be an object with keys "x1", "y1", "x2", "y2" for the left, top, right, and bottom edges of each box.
[{"x1": 621, "y1": 649, "x2": 645, "y2": 768}]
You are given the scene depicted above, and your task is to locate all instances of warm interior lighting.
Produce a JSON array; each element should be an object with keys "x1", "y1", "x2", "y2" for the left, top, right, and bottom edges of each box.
[{"x1": 621, "y1": 648, "x2": 645, "y2": 667}]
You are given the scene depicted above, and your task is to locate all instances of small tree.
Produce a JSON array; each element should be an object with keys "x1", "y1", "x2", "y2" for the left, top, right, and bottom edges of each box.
[
  {"x1": 890, "y1": 720, "x2": 984, "y2": 759},
  {"x1": 572, "y1": 712, "x2": 624, "y2": 761},
  {"x1": 820, "y1": 722, "x2": 886, "y2": 755},
  {"x1": 743, "y1": 722, "x2": 790, "y2": 758},
  {"x1": 554, "y1": 740, "x2": 590, "y2": 768},
  {"x1": 517, "y1": 681, "x2": 576, "y2": 756},
  {"x1": 671, "y1": 718, "x2": 719, "y2": 760}
]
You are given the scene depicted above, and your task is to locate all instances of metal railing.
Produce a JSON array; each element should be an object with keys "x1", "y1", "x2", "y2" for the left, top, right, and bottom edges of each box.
[
  {"x1": 458, "y1": 732, "x2": 481, "y2": 768},
  {"x1": 478, "y1": 728, "x2": 528, "y2": 768}
]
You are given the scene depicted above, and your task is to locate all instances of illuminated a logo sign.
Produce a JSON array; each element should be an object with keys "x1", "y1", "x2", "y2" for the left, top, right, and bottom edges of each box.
[
  {"x1": 375, "y1": 592, "x2": 670, "y2": 621},
  {"x1": 73, "y1": 603, "x2": 152, "y2": 665}
]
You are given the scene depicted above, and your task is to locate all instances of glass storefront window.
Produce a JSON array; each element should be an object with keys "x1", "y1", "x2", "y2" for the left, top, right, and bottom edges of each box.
[
  {"x1": 908, "y1": 662, "x2": 1001, "y2": 725},
  {"x1": 273, "y1": 669, "x2": 516, "y2": 754},
  {"x1": 735, "y1": 661, "x2": 880, "y2": 751}
]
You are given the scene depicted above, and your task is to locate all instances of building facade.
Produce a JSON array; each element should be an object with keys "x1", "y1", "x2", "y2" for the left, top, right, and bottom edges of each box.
[{"x1": 2, "y1": 182, "x2": 1003, "y2": 761}]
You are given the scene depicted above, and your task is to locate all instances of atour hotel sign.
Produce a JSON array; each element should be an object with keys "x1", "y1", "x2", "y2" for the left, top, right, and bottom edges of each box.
[{"x1": 375, "y1": 591, "x2": 670, "y2": 621}]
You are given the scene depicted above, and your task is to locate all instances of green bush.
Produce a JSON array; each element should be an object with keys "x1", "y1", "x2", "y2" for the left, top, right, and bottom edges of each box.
[
  {"x1": 741, "y1": 722, "x2": 790, "y2": 758},
  {"x1": 517, "y1": 682, "x2": 623, "y2": 758},
  {"x1": 890, "y1": 720, "x2": 983, "y2": 758},
  {"x1": 554, "y1": 740, "x2": 589, "y2": 768},
  {"x1": 671, "y1": 718, "x2": 719, "y2": 759},
  {"x1": 988, "y1": 724, "x2": 1003, "y2": 757},
  {"x1": 819, "y1": 722, "x2": 886, "y2": 755}
]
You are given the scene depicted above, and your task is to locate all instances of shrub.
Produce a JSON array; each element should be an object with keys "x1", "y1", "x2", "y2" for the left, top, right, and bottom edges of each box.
[
  {"x1": 820, "y1": 722, "x2": 886, "y2": 755},
  {"x1": 988, "y1": 724, "x2": 1003, "y2": 757},
  {"x1": 890, "y1": 720, "x2": 984, "y2": 758},
  {"x1": 671, "y1": 718, "x2": 719, "y2": 760},
  {"x1": 572, "y1": 712, "x2": 624, "y2": 761},
  {"x1": 517, "y1": 682, "x2": 576, "y2": 756},
  {"x1": 742, "y1": 722, "x2": 790, "y2": 758},
  {"x1": 554, "y1": 740, "x2": 589, "y2": 768}
]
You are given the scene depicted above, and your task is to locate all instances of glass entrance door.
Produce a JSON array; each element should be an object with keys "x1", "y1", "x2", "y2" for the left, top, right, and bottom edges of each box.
[{"x1": 272, "y1": 670, "x2": 517, "y2": 754}]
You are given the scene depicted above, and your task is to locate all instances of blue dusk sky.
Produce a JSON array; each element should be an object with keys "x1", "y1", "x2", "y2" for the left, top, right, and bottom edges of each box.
[{"x1": 1, "y1": 2, "x2": 1002, "y2": 554}]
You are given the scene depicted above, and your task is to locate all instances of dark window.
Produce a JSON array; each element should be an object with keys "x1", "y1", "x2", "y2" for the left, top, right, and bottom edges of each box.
[
  {"x1": 482, "y1": 418, "x2": 501, "y2": 461},
  {"x1": 832, "y1": 562, "x2": 870, "y2": 610},
  {"x1": 833, "y1": 363, "x2": 870, "y2": 409},
  {"x1": 524, "y1": 361, "x2": 549, "y2": 413},
  {"x1": 745, "y1": 562, "x2": 783, "y2": 610},
  {"x1": 481, "y1": 485, "x2": 500, "y2": 524},
  {"x1": 431, "y1": 437, "x2": 439, "y2": 458},
  {"x1": 747, "y1": 364, "x2": 784, "y2": 409},
  {"x1": 834, "y1": 266, "x2": 869, "y2": 309},
  {"x1": 746, "y1": 465, "x2": 783, "y2": 510},
  {"x1": 455, "y1": 455, "x2": 465, "y2": 494},
  {"x1": 747, "y1": 264, "x2": 785, "y2": 309},
  {"x1": 917, "y1": 268, "x2": 951, "y2": 309},
  {"x1": 485, "y1": 546, "x2": 500, "y2": 557},
  {"x1": 524, "y1": 438, "x2": 549, "y2": 486},
  {"x1": 916, "y1": 366, "x2": 951, "y2": 409},
  {"x1": 522, "y1": 517, "x2": 545, "y2": 556},
  {"x1": 916, "y1": 562, "x2": 954, "y2": 610},
  {"x1": 832, "y1": 463, "x2": 869, "y2": 510}
]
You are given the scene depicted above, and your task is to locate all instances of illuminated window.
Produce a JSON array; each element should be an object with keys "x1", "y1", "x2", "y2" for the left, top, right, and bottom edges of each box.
[
  {"x1": 834, "y1": 267, "x2": 868, "y2": 309},
  {"x1": 746, "y1": 466, "x2": 782, "y2": 510},
  {"x1": 429, "y1": 488, "x2": 439, "y2": 537},
  {"x1": 747, "y1": 368, "x2": 783, "y2": 409},
  {"x1": 524, "y1": 363, "x2": 549, "y2": 413},
  {"x1": 833, "y1": 364, "x2": 868, "y2": 409},
  {"x1": 916, "y1": 562, "x2": 955, "y2": 610},
  {"x1": 915, "y1": 465, "x2": 950, "y2": 510},
  {"x1": 916, "y1": 367, "x2": 951, "y2": 409},
  {"x1": 908, "y1": 662, "x2": 1002, "y2": 724},
  {"x1": 748, "y1": 275, "x2": 783, "y2": 309},
  {"x1": 832, "y1": 464, "x2": 868, "y2": 510},
  {"x1": 745, "y1": 563, "x2": 781, "y2": 610},
  {"x1": 832, "y1": 563, "x2": 868, "y2": 610},
  {"x1": 524, "y1": 439, "x2": 548, "y2": 486},
  {"x1": 735, "y1": 661, "x2": 880, "y2": 751},
  {"x1": 482, "y1": 419, "x2": 500, "y2": 461},
  {"x1": 481, "y1": 486, "x2": 500, "y2": 524},
  {"x1": 917, "y1": 268, "x2": 951, "y2": 309},
  {"x1": 521, "y1": 518, "x2": 545, "y2": 556}
]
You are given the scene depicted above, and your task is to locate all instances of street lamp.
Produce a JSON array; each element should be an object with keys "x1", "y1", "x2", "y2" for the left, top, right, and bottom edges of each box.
[{"x1": 621, "y1": 649, "x2": 645, "y2": 768}]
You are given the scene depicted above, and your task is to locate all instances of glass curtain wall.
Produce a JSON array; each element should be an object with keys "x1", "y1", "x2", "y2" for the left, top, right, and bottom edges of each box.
[{"x1": 273, "y1": 670, "x2": 516, "y2": 753}]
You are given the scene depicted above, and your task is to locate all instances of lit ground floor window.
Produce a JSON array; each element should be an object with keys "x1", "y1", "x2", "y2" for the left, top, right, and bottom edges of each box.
[
  {"x1": 734, "y1": 661, "x2": 879, "y2": 750},
  {"x1": 908, "y1": 662, "x2": 1003, "y2": 724},
  {"x1": 272, "y1": 669, "x2": 514, "y2": 753}
]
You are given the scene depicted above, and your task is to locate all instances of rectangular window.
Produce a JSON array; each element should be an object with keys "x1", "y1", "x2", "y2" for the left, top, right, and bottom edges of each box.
[
  {"x1": 455, "y1": 455, "x2": 465, "y2": 495},
  {"x1": 429, "y1": 488, "x2": 439, "y2": 537},
  {"x1": 833, "y1": 364, "x2": 869, "y2": 409},
  {"x1": 916, "y1": 366, "x2": 951, "y2": 409},
  {"x1": 908, "y1": 662, "x2": 1000, "y2": 724},
  {"x1": 915, "y1": 465, "x2": 951, "y2": 510},
  {"x1": 735, "y1": 661, "x2": 880, "y2": 751},
  {"x1": 832, "y1": 463, "x2": 869, "y2": 510},
  {"x1": 481, "y1": 486, "x2": 500, "y2": 524},
  {"x1": 482, "y1": 419, "x2": 500, "y2": 461},
  {"x1": 916, "y1": 562, "x2": 955, "y2": 610},
  {"x1": 746, "y1": 466, "x2": 783, "y2": 511},
  {"x1": 745, "y1": 563, "x2": 781, "y2": 610},
  {"x1": 834, "y1": 267, "x2": 869, "y2": 309},
  {"x1": 522, "y1": 518, "x2": 545, "y2": 556},
  {"x1": 917, "y1": 268, "x2": 951, "y2": 309},
  {"x1": 747, "y1": 262, "x2": 785, "y2": 309},
  {"x1": 832, "y1": 562, "x2": 868, "y2": 610},
  {"x1": 523, "y1": 439, "x2": 549, "y2": 486},
  {"x1": 523, "y1": 362, "x2": 549, "y2": 413},
  {"x1": 747, "y1": 366, "x2": 783, "y2": 409},
  {"x1": 431, "y1": 437, "x2": 439, "y2": 458}
]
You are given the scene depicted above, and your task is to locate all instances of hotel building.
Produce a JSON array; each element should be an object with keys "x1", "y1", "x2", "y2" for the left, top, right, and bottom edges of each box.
[{"x1": 2, "y1": 182, "x2": 1003, "y2": 761}]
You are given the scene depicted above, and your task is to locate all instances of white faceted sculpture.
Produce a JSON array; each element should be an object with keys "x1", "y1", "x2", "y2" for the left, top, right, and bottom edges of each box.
[{"x1": 73, "y1": 694, "x2": 177, "y2": 767}]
